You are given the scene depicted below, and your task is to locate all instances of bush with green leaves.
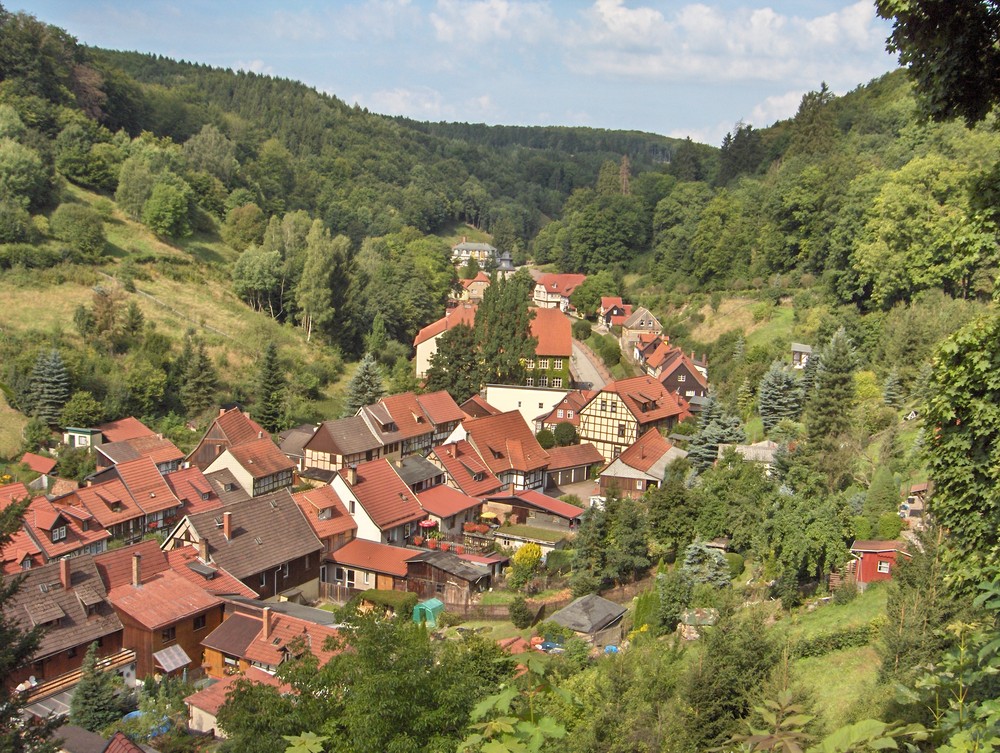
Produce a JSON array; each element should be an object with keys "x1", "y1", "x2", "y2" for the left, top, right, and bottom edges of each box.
[
  {"x1": 553, "y1": 421, "x2": 578, "y2": 446},
  {"x1": 508, "y1": 596, "x2": 535, "y2": 629},
  {"x1": 535, "y1": 428, "x2": 555, "y2": 449},
  {"x1": 50, "y1": 203, "x2": 106, "y2": 257},
  {"x1": 572, "y1": 319, "x2": 592, "y2": 340}
]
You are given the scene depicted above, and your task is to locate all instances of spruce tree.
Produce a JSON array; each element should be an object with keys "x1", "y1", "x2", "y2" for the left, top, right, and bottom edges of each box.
[
  {"x1": 180, "y1": 338, "x2": 218, "y2": 417},
  {"x1": 757, "y1": 361, "x2": 802, "y2": 433},
  {"x1": 341, "y1": 353, "x2": 385, "y2": 418},
  {"x1": 804, "y1": 328, "x2": 856, "y2": 444},
  {"x1": 30, "y1": 349, "x2": 70, "y2": 426},
  {"x1": 688, "y1": 398, "x2": 746, "y2": 470},
  {"x1": 883, "y1": 367, "x2": 905, "y2": 408},
  {"x1": 70, "y1": 642, "x2": 126, "y2": 732},
  {"x1": 363, "y1": 312, "x2": 387, "y2": 355},
  {"x1": 0, "y1": 498, "x2": 58, "y2": 752},
  {"x1": 254, "y1": 342, "x2": 286, "y2": 432}
]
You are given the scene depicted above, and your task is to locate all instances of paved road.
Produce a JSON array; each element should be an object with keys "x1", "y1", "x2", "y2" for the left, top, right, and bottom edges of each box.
[{"x1": 571, "y1": 339, "x2": 609, "y2": 390}]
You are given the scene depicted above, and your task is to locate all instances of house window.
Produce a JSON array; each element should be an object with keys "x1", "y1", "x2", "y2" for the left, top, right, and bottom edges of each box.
[
  {"x1": 637, "y1": 480, "x2": 644, "y2": 490},
  {"x1": 677, "y1": 374, "x2": 686, "y2": 382},
  {"x1": 68, "y1": 647, "x2": 77, "y2": 659},
  {"x1": 567, "y1": 410, "x2": 574, "y2": 419},
  {"x1": 526, "y1": 378, "x2": 534, "y2": 387},
  {"x1": 348, "y1": 499, "x2": 356, "y2": 514},
  {"x1": 600, "y1": 400, "x2": 607, "y2": 411},
  {"x1": 539, "y1": 358, "x2": 549, "y2": 369},
  {"x1": 877, "y1": 560, "x2": 891, "y2": 574},
  {"x1": 539, "y1": 376, "x2": 548, "y2": 387},
  {"x1": 363, "y1": 572, "x2": 370, "y2": 585},
  {"x1": 282, "y1": 562, "x2": 289, "y2": 577},
  {"x1": 554, "y1": 359, "x2": 563, "y2": 370},
  {"x1": 553, "y1": 378, "x2": 563, "y2": 388},
  {"x1": 193, "y1": 614, "x2": 207, "y2": 631},
  {"x1": 161, "y1": 626, "x2": 176, "y2": 643},
  {"x1": 617, "y1": 423, "x2": 626, "y2": 437},
  {"x1": 51, "y1": 526, "x2": 67, "y2": 542},
  {"x1": 259, "y1": 572, "x2": 267, "y2": 588},
  {"x1": 525, "y1": 359, "x2": 535, "y2": 369},
  {"x1": 610, "y1": 402, "x2": 616, "y2": 413},
  {"x1": 557, "y1": 409, "x2": 564, "y2": 419},
  {"x1": 21, "y1": 559, "x2": 31, "y2": 570}
]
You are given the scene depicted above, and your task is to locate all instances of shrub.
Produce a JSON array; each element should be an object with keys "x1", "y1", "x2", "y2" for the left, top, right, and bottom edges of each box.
[
  {"x1": 535, "y1": 620, "x2": 573, "y2": 644},
  {"x1": 832, "y1": 583, "x2": 858, "y2": 605},
  {"x1": 572, "y1": 319, "x2": 592, "y2": 340},
  {"x1": 437, "y1": 611, "x2": 463, "y2": 628},
  {"x1": 50, "y1": 203, "x2": 106, "y2": 256},
  {"x1": 545, "y1": 549, "x2": 574, "y2": 575},
  {"x1": 724, "y1": 552, "x2": 745, "y2": 580},
  {"x1": 536, "y1": 428, "x2": 555, "y2": 449},
  {"x1": 876, "y1": 512, "x2": 904, "y2": 540},
  {"x1": 553, "y1": 421, "x2": 577, "y2": 446},
  {"x1": 508, "y1": 596, "x2": 535, "y2": 629}
]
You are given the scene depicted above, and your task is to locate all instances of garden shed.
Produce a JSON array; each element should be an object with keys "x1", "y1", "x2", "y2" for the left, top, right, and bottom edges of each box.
[{"x1": 413, "y1": 597, "x2": 445, "y2": 627}]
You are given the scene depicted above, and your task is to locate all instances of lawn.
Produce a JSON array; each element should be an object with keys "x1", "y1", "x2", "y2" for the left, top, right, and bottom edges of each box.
[
  {"x1": 793, "y1": 645, "x2": 881, "y2": 733},
  {"x1": 497, "y1": 524, "x2": 570, "y2": 543},
  {"x1": 0, "y1": 392, "x2": 27, "y2": 458},
  {"x1": 774, "y1": 585, "x2": 887, "y2": 644}
]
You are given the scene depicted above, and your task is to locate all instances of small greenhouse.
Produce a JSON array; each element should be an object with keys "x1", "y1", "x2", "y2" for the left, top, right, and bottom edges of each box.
[{"x1": 412, "y1": 597, "x2": 445, "y2": 627}]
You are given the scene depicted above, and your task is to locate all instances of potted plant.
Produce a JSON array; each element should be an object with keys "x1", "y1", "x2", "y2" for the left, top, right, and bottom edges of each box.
[
  {"x1": 455, "y1": 545, "x2": 465, "y2": 555},
  {"x1": 427, "y1": 538, "x2": 439, "y2": 549},
  {"x1": 440, "y1": 541, "x2": 451, "y2": 552},
  {"x1": 413, "y1": 535, "x2": 424, "y2": 546}
]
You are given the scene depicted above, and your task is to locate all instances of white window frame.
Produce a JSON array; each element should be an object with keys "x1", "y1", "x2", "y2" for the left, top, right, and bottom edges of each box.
[
  {"x1": 554, "y1": 359, "x2": 563, "y2": 370},
  {"x1": 877, "y1": 560, "x2": 891, "y2": 574},
  {"x1": 539, "y1": 358, "x2": 550, "y2": 369}
]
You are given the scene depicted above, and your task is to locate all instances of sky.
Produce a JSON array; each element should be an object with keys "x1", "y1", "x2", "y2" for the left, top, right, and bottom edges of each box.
[{"x1": 13, "y1": 0, "x2": 901, "y2": 146}]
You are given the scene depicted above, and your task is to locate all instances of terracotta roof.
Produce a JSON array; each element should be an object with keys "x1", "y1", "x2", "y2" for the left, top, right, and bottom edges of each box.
[
  {"x1": 658, "y1": 350, "x2": 709, "y2": 389},
  {"x1": 2, "y1": 555, "x2": 122, "y2": 661},
  {"x1": 95, "y1": 417, "x2": 155, "y2": 443},
  {"x1": 460, "y1": 271, "x2": 491, "y2": 288},
  {"x1": 115, "y1": 457, "x2": 182, "y2": 515},
  {"x1": 304, "y1": 416, "x2": 381, "y2": 457},
  {"x1": 165, "y1": 466, "x2": 223, "y2": 516},
  {"x1": 103, "y1": 731, "x2": 146, "y2": 753},
  {"x1": 417, "y1": 485, "x2": 483, "y2": 518},
  {"x1": 227, "y1": 438, "x2": 295, "y2": 479},
  {"x1": 413, "y1": 304, "x2": 477, "y2": 347},
  {"x1": 94, "y1": 540, "x2": 169, "y2": 589},
  {"x1": 164, "y1": 545, "x2": 259, "y2": 598},
  {"x1": 97, "y1": 435, "x2": 184, "y2": 466},
  {"x1": 530, "y1": 307, "x2": 572, "y2": 357},
  {"x1": 0, "y1": 481, "x2": 30, "y2": 504},
  {"x1": 460, "y1": 394, "x2": 501, "y2": 419},
  {"x1": 430, "y1": 441, "x2": 503, "y2": 497},
  {"x1": 214, "y1": 408, "x2": 267, "y2": 447},
  {"x1": 377, "y1": 392, "x2": 436, "y2": 441},
  {"x1": 338, "y1": 459, "x2": 426, "y2": 530},
  {"x1": 534, "y1": 273, "x2": 586, "y2": 298},
  {"x1": 462, "y1": 411, "x2": 550, "y2": 475},
  {"x1": 243, "y1": 611, "x2": 341, "y2": 668},
  {"x1": 21, "y1": 452, "x2": 56, "y2": 475},
  {"x1": 24, "y1": 496, "x2": 110, "y2": 559},
  {"x1": 416, "y1": 390, "x2": 465, "y2": 425},
  {"x1": 107, "y1": 569, "x2": 222, "y2": 630},
  {"x1": 183, "y1": 490, "x2": 322, "y2": 580},
  {"x1": 292, "y1": 486, "x2": 357, "y2": 541},
  {"x1": 644, "y1": 340, "x2": 676, "y2": 370},
  {"x1": 490, "y1": 489, "x2": 585, "y2": 521},
  {"x1": 184, "y1": 667, "x2": 284, "y2": 717},
  {"x1": 538, "y1": 390, "x2": 597, "y2": 427},
  {"x1": 497, "y1": 636, "x2": 531, "y2": 655},
  {"x1": 546, "y1": 443, "x2": 604, "y2": 471},
  {"x1": 61, "y1": 478, "x2": 141, "y2": 528},
  {"x1": 610, "y1": 304, "x2": 633, "y2": 327},
  {"x1": 617, "y1": 429, "x2": 677, "y2": 473},
  {"x1": 0, "y1": 526, "x2": 42, "y2": 575},
  {"x1": 603, "y1": 376, "x2": 691, "y2": 425},
  {"x1": 600, "y1": 296, "x2": 624, "y2": 312},
  {"x1": 328, "y1": 538, "x2": 414, "y2": 577},
  {"x1": 850, "y1": 540, "x2": 910, "y2": 554}
]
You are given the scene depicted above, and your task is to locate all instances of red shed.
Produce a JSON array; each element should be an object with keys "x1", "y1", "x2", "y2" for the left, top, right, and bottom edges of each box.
[{"x1": 848, "y1": 540, "x2": 911, "y2": 589}]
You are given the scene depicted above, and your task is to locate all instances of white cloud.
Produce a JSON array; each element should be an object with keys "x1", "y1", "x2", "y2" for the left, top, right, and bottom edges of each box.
[
  {"x1": 233, "y1": 59, "x2": 274, "y2": 75},
  {"x1": 430, "y1": 0, "x2": 554, "y2": 44},
  {"x1": 748, "y1": 89, "x2": 806, "y2": 127},
  {"x1": 667, "y1": 120, "x2": 732, "y2": 147},
  {"x1": 360, "y1": 86, "x2": 454, "y2": 120},
  {"x1": 565, "y1": 0, "x2": 893, "y2": 88}
]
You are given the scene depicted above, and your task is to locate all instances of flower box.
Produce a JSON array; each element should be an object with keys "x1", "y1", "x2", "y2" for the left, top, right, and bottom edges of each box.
[
  {"x1": 439, "y1": 541, "x2": 451, "y2": 552},
  {"x1": 413, "y1": 535, "x2": 424, "y2": 546},
  {"x1": 427, "y1": 539, "x2": 439, "y2": 549}
]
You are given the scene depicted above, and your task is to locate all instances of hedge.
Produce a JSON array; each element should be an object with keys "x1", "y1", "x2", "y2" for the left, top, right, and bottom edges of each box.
[
  {"x1": 357, "y1": 589, "x2": 418, "y2": 613},
  {"x1": 789, "y1": 617, "x2": 885, "y2": 659}
]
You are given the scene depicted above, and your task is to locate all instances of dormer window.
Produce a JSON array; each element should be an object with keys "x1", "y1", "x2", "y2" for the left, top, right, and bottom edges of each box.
[
  {"x1": 51, "y1": 525, "x2": 67, "y2": 543},
  {"x1": 201, "y1": 492, "x2": 211, "y2": 501},
  {"x1": 318, "y1": 507, "x2": 332, "y2": 521},
  {"x1": 111, "y1": 501, "x2": 122, "y2": 512}
]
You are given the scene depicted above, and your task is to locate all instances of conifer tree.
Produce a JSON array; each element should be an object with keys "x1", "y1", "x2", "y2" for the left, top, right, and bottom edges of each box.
[
  {"x1": 254, "y1": 342, "x2": 286, "y2": 432},
  {"x1": 474, "y1": 271, "x2": 537, "y2": 384},
  {"x1": 736, "y1": 378, "x2": 755, "y2": 419},
  {"x1": 883, "y1": 366, "x2": 905, "y2": 408},
  {"x1": 363, "y1": 312, "x2": 387, "y2": 355},
  {"x1": 30, "y1": 348, "x2": 70, "y2": 426},
  {"x1": 688, "y1": 398, "x2": 745, "y2": 470},
  {"x1": 804, "y1": 328, "x2": 856, "y2": 444},
  {"x1": 757, "y1": 361, "x2": 802, "y2": 433},
  {"x1": 341, "y1": 353, "x2": 384, "y2": 418},
  {"x1": 180, "y1": 338, "x2": 218, "y2": 417},
  {"x1": 425, "y1": 323, "x2": 482, "y2": 403},
  {"x1": 70, "y1": 642, "x2": 126, "y2": 732},
  {"x1": 0, "y1": 497, "x2": 58, "y2": 752}
]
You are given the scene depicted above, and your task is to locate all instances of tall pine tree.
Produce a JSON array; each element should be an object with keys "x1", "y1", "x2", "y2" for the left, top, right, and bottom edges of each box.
[
  {"x1": 474, "y1": 271, "x2": 536, "y2": 384},
  {"x1": 804, "y1": 328, "x2": 856, "y2": 444},
  {"x1": 180, "y1": 337, "x2": 218, "y2": 417},
  {"x1": 757, "y1": 361, "x2": 802, "y2": 433},
  {"x1": 29, "y1": 349, "x2": 70, "y2": 427},
  {"x1": 688, "y1": 398, "x2": 746, "y2": 470},
  {"x1": 341, "y1": 353, "x2": 385, "y2": 418},
  {"x1": 70, "y1": 642, "x2": 127, "y2": 732},
  {"x1": 254, "y1": 342, "x2": 286, "y2": 432}
]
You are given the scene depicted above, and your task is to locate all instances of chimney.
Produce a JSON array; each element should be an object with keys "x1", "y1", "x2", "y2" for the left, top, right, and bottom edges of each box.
[
  {"x1": 258, "y1": 431, "x2": 263, "y2": 439},
  {"x1": 219, "y1": 408, "x2": 226, "y2": 416},
  {"x1": 132, "y1": 553, "x2": 142, "y2": 587},
  {"x1": 262, "y1": 607, "x2": 271, "y2": 640},
  {"x1": 223, "y1": 511, "x2": 232, "y2": 540},
  {"x1": 198, "y1": 538, "x2": 209, "y2": 563},
  {"x1": 345, "y1": 466, "x2": 357, "y2": 485},
  {"x1": 59, "y1": 557, "x2": 70, "y2": 590}
]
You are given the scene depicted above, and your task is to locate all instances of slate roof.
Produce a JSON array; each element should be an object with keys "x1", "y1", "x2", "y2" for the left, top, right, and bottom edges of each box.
[
  {"x1": 204, "y1": 469, "x2": 252, "y2": 506},
  {"x1": 21, "y1": 452, "x2": 56, "y2": 475},
  {"x1": 417, "y1": 485, "x2": 483, "y2": 518},
  {"x1": 291, "y1": 486, "x2": 357, "y2": 541},
  {"x1": 416, "y1": 390, "x2": 466, "y2": 426},
  {"x1": 621, "y1": 306, "x2": 661, "y2": 330},
  {"x1": 328, "y1": 538, "x2": 413, "y2": 577},
  {"x1": 462, "y1": 411, "x2": 551, "y2": 475},
  {"x1": 430, "y1": 441, "x2": 503, "y2": 498},
  {"x1": 406, "y1": 549, "x2": 491, "y2": 584},
  {"x1": 548, "y1": 594, "x2": 626, "y2": 634},
  {"x1": 107, "y1": 569, "x2": 222, "y2": 630},
  {"x1": 54, "y1": 724, "x2": 107, "y2": 753},
  {"x1": 164, "y1": 546, "x2": 259, "y2": 598},
  {"x1": 3, "y1": 556, "x2": 122, "y2": 660},
  {"x1": 530, "y1": 307, "x2": 572, "y2": 357},
  {"x1": 226, "y1": 438, "x2": 295, "y2": 479},
  {"x1": 304, "y1": 416, "x2": 381, "y2": 457},
  {"x1": 602, "y1": 376, "x2": 691, "y2": 425},
  {"x1": 338, "y1": 459, "x2": 426, "y2": 530},
  {"x1": 413, "y1": 303, "x2": 477, "y2": 347},
  {"x1": 115, "y1": 457, "x2": 181, "y2": 515},
  {"x1": 390, "y1": 455, "x2": 444, "y2": 489},
  {"x1": 277, "y1": 424, "x2": 317, "y2": 459},
  {"x1": 200, "y1": 612, "x2": 261, "y2": 657},
  {"x1": 546, "y1": 443, "x2": 604, "y2": 471},
  {"x1": 183, "y1": 490, "x2": 322, "y2": 580},
  {"x1": 95, "y1": 417, "x2": 156, "y2": 444}
]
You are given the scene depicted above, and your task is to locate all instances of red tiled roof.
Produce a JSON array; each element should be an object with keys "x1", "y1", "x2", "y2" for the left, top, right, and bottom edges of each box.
[
  {"x1": 539, "y1": 390, "x2": 597, "y2": 427},
  {"x1": 850, "y1": 540, "x2": 910, "y2": 554},
  {"x1": 463, "y1": 411, "x2": 550, "y2": 475},
  {"x1": 107, "y1": 569, "x2": 222, "y2": 630},
  {"x1": 95, "y1": 417, "x2": 155, "y2": 443},
  {"x1": 430, "y1": 441, "x2": 503, "y2": 497},
  {"x1": 416, "y1": 391, "x2": 465, "y2": 426},
  {"x1": 490, "y1": 489, "x2": 584, "y2": 520},
  {"x1": 184, "y1": 667, "x2": 284, "y2": 716},
  {"x1": 0, "y1": 481, "x2": 30, "y2": 505},
  {"x1": 227, "y1": 437, "x2": 295, "y2": 479},
  {"x1": 98, "y1": 434, "x2": 184, "y2": 466},
  {"x1": 460, "y1": 271, "x2": 491, "y2": 289},
  {"x1": 20, "y1": 452, "x2": 56, "y2": 475},
  {"x1": 103, "y1": 731, "x2": 146, "y2": 753},
  {"x1": 658, "y1": 350, "x2": 709, "y2": 390},
  {"x1": 413, "y1": 304, "x2": 477, "y2": 347},
  {"x1": 165, "y1": 545, "x2": 259, "y2": 598},
  {"x1": 65, "y1": 479, "x2": 142, "y2": 528},
  {"x1": 497, "y1": 636, "x2": 531, "y2": 655},
  {"x1": 243, "y1": 612, "x2": 341, "y2": 668},
  {"x1": 329, "y1": 538, "x2": 414, "y2": 577},
  {"x1": 116, "y1": 457, "x2": 181, "y2": 515},
  {"x1": 417, "y1": 485, "x2": 483, "y2": 518},
  {"x1": 546, "y1": 443, "x2": 604, "y2": 471},
  {"x1": 617, "y1": 429, "x2": 675, "y2": 473},
  {"x1": 292, "y1": 486, "x2": 357, "y2": 540},
  {"x1": 600, "y1": 296, "x2": 623, "y2": 312},
  {"x1": 535, "y1": 273, "x2": 586, "y2": 298},
  {"x1": 338, "y1": 459, "x2": 426, "y2": 530},
  {"x1": 603, "y1": 376, "x2": 691, "y2": 425},
  {"x1": 165, "y1": 466, "x2": 223, "y2": 516},
  {"x1": 378, "y1": 392, "x2": 436, "y2": 441},
  {"x1": 94, "y1": 540, "x2": 169, "y2": 589},
  {"x1": 460, "y1": 394, "x2": 501, "y2": 419},
  {"x1": 215, "y1": 408, "x2": 267, "y2": 447},
  {"x1": 0, "y1": 527, "x2": 41, "y2": 575},
  {"x1": 610, "y1": 304, "x2": 633, "y2": 327},
  {"x1": 530, "y1": 307, "x2": 572, "y2": 357},
  {"x1": 24, "y1": 496, "x2": 110, "y2": 558}
]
